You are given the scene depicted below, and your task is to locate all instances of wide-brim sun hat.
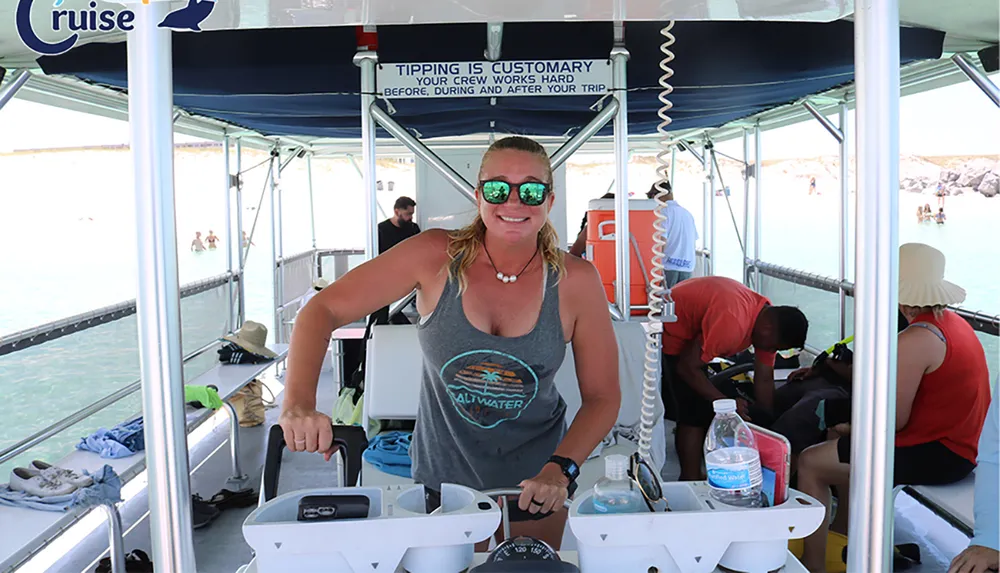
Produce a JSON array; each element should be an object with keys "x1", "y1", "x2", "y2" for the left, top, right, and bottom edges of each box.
[
  {"x1": 898, "y1": 243, "x2": 966, "y2": 307},
  {"x1": 222, "y1": 321, "x2": 277, "y2": 359}
]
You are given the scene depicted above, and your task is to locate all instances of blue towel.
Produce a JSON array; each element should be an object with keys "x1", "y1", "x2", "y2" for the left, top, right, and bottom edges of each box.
[
  {"x1": 0, "y1": 465, "x2": 123, "y2": 512},
  {"x1": 362, "y1": 431, "x2": 413, "y2": 478},
  {"x1": 77, "y1": 416, "x2": 144, "y2": 459}
]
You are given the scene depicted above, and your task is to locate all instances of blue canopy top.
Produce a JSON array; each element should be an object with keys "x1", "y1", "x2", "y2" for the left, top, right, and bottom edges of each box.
[{"x1": 37, "y1": 21, "x2": 944, "y2": 139}]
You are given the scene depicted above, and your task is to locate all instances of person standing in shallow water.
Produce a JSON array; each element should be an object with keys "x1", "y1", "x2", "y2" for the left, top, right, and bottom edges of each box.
[
  {"x1": 205, "y1": 230, "x2": 219, "y2": 250},
  {"x1": 191, "y1": 232, "x2": 206, "y2": 252},
  {"x1": 279, "y1": 136, "x2": 620, "y2": 550}
]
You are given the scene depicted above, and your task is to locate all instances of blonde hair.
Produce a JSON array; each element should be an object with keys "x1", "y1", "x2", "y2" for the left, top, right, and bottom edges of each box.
[{"x1": 447, "y1": 136, "x2": 566, "y2": 293}]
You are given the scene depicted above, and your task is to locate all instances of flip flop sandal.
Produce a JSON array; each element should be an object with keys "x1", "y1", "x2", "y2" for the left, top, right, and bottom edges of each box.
[
  {"x1": 96, "y1": 549, "x2": 154, "y2": 572},
  {"x1": 207, "y1": 488, "x2": 257, "y2": 510}
]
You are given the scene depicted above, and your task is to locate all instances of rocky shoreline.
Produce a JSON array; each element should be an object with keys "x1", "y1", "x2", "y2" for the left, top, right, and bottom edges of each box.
[{"x1": 900, "y1": 157, "x2": 998, "y2": 198}]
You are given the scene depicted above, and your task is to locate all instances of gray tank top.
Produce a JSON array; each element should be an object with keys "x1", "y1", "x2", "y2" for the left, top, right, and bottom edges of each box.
[{"x1": 412, "y1": 264, "x2": 568, "y2": 492}]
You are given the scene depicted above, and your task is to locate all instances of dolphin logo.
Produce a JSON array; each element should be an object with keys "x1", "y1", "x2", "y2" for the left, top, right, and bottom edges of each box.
[{"x1": 159, "y1": 0, "x2": 216, "y2": 32}]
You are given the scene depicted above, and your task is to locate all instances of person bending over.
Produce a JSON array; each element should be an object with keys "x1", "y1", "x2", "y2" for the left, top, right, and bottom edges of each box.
[{"x1": 661, "y1": 276, "x2": 808, "y2": 480}]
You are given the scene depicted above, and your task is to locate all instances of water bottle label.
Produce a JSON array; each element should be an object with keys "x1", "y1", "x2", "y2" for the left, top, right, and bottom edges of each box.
[{"x1": 706, "y1": 451, "x2": 763, "y2": 491}]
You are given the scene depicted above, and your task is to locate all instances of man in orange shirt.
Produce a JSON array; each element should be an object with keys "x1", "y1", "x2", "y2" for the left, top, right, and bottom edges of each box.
[{"x1": 662, "y1": 276, "x2": 808, "y2": 480}]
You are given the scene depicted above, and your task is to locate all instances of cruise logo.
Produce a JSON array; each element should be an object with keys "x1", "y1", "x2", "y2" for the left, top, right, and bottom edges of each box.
[{"x1": 16, "y1": 0, "x2": 217, "y2": 56}]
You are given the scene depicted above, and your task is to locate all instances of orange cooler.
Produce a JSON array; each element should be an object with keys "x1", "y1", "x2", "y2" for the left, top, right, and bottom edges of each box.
[{"x1": 584, "y1": 198, "x2": 658, "y2": 315}]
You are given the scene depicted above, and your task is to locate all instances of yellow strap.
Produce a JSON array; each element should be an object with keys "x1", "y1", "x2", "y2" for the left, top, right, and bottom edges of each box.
[{"x1": 825, "y1": 335, "x2": 854, "y2": 354}]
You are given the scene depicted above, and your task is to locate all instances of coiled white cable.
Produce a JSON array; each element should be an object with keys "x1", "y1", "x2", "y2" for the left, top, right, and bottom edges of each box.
[{"x1": 637, "y1": 21, "x2": 676, "y2": 463}]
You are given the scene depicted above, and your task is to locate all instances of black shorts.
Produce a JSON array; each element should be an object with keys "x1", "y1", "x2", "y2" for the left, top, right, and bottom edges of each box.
[
  {"x1": 661, "y1": 354, "x2": 717, "y2": 428},
  {"x1": 836, "y1": 437, "x2": 976, "y2": 486}
]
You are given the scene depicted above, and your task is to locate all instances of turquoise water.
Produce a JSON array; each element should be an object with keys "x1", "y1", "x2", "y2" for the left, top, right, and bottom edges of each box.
[{"x1": 0, "y1": 145, "x2": 997, "y2": 476}]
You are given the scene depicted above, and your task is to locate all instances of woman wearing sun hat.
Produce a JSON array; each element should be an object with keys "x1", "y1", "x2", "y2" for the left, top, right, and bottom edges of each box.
[{"x1": 797, "y1": 243, "x2": 992, "y2": 573}]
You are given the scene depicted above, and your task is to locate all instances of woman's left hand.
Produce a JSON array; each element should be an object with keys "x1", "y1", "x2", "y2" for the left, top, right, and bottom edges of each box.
[{"x1": 518, "y1": 464, "x2": 569, "y2": 516}]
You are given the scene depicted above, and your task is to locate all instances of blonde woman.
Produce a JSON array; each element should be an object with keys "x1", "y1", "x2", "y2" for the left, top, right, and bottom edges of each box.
[{"x1": 279, "y1": 136, "x2": 621, "y2": 548}]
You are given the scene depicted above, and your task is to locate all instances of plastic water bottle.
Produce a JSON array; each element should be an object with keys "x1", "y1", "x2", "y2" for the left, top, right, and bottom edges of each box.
[
  {"x1": 592, "y1": 454, "x2": 645, "y2": 514},
  {"x1": 704, "y1": 399, "x2": 763, "y2": 508}
]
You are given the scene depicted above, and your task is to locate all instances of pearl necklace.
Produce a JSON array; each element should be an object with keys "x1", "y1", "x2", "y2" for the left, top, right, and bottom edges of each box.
[{"x1": 484, "y1": 245, "x2": 539, "y2": 284}]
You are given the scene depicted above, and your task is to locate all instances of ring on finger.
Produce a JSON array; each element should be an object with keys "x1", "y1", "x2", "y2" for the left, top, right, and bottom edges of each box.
[{"x1": 529, "y1": 498, "x2": 544, "y2": 507}]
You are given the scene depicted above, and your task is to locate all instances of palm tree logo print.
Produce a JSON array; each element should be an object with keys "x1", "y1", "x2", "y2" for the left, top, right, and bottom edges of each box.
[{"x1": 480, "y1": 369, "x2": 502, "y2": 391}]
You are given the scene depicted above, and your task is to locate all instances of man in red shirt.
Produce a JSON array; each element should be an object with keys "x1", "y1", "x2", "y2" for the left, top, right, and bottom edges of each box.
[{"x1": 662, "y1": 276, "x2": 809, "y2": 480}]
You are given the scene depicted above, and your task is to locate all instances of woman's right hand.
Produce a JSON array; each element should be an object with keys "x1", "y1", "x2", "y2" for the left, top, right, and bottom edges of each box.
[{"x1": 278, "y1": 406, "x2": 337, "y2": 461}]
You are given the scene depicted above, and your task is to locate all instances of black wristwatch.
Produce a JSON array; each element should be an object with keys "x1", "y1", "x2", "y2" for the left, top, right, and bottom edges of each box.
[{"x1": 546, "y1": 455, "x2": 580, "y2": 484}]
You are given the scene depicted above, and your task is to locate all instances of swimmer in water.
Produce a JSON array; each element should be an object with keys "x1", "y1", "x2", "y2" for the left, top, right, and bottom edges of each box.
[
  {"x1": 242, "y1": 231, "x2": 255, "y2": 248},
  {"x1": 206, "y1": 230, "x2": 219, "y2": 250},
  {"x1": 191, "y1": 232, "x2": 206, "y2": 252},
  {"x1": 935, "y1": 208, "x2": 946, "y2": 225},
  {"x1": 809, "y1": 177, "x2": 817, "y2": 195}
]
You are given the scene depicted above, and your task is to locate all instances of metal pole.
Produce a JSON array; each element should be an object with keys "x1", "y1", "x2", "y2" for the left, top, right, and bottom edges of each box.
[
  {"x1": 611, "y1": 43, "x2": 631, "y2": 319},
  {"x1": 222, "y1": 402, "x2": 248, "y2": 486},
  {"x1": 848, "y1": 0, "x2": 900, "y2": 570},
  {"x1": 753, "y1": 124, "x2": 762, "y2": 289},
  {"x1": 307, "y1": 153, "x2": 317, "y2": 250},
  {"x1": 741, "y1": 129, "x2": 751, "y2": 285},
  {"x1": 356, "y1": 51, "x2": 380, "y2": 262},
  {"x1": 839, "y1": 103, "x2": 850, "y2": 339},
  {"x1": 707, "y1": 144, "x2": 716, "y2": 277},
  {"x1": 951, "y1": 53, "x2": 1000, "y2": 108},
  {"x1": 269, "y1": 154, "x2": 280, "y2": 343},
  {"x1": 223, "y1": 135, "x2": 234, "y2": 332},
  {"x1": 0, "y1": 69, "x2": 31, "y2": 112},
  {"x1": 101, "y1": 503, "x2": 126, "y2": 573},
  {"x1": 370, "y1": 105, "x2": 477, "y2": 203},
  {"x1": 125, "y1": 4, "x2": 196, "y2": 571},
  {"x1": 276, "y1": 159, "x2": 285, "y2": 343},
  {"x1": 347, "y1": 154, "x2": 390, "y2": 220},
  {"x1": 670, "y1": 145, "x2": 677, "y2": 188},
  {"x1": 701, "y1": 142, "x2": 710, "y2": 274},
  {"x1": 802, "y1": 101, "x2": 845, "y2": 142},
  {"x1": 234, "y1": 139, "x2": 245, "y2": 328},
  {"x1": 549, "y1": 98, "x2": 620, "y2": 170}
]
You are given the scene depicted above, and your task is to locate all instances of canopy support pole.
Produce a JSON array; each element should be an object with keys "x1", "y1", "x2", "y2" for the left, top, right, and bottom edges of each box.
[
  {"x1": 308, "y1": 153, "x2": 317, "y2": 250},
  {"x1": 707, "y1": 140, "x2": 716, "y2": 277},
  {"x1": 223, "y1": 134, "x2": 234, "y2": 332},
  {"x1": 848, "y1": 0, "x2": 901, "y2": 571},
  {"x1": 0, "y1": 69, "x2": 31, "y2": 113},
  {"x1": 269, "y1": 151, "x2": 281, "y2": 341},
  {"x1": 370, "y1": 104, "x2": 477, "y2": 202},
  {"x1": 951, "y1": 53, "x2": 1000, "y2": 108},
  {"x1": 355, "y1": 50, "x2": 380, "y2": 262},
  {"x1": 235, "y1": 138, "x2": 246, "y2": 328},
  {"x1": 803, "y1": 101, "x2": 845, "y2": 142},
  {"x1": 611, "y1": 38, "x2": 631, "y2": 320},
  {"x1": 753, "y1": 124, "x2": 762, "y2": 289},
  {"x1": 126, "y1": 4, "x2": 196, "y2": 571},
  {"x1": 550, "y1": 98, "x2": 621, "y2": 170},
  {"x1": 741, "y1": 129, "x2": 751, "y2": 286},
  {"x1": 839, "y1": 103, "x2": 850, "y2": 339}
]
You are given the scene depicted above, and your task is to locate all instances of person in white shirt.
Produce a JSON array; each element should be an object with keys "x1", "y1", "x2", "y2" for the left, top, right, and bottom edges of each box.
[
  {"x1": 654, "y1": 182, "x2": 698, "y2": 288},
  {"x1": 569, "y1": 183, "x2": 698, "y2": 288}
]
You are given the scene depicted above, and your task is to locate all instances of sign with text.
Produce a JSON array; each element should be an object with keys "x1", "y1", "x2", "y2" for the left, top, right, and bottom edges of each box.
[{"x1": 377, "y1": 60, "x2": 611, "y2": 98}]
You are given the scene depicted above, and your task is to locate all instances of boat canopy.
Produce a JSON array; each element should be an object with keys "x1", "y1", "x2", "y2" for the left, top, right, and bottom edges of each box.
[{"x1": 28, "y1": 21, "x2": 946, "y2": 139}]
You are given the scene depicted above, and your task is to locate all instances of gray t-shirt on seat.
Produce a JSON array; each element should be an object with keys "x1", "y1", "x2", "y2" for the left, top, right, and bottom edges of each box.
[{"x1": 412, "y1": 265, "x2": 568, "y2": 492}]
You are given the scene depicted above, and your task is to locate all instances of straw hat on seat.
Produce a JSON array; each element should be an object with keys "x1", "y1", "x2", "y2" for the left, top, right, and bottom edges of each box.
[
  {"x1": 898, "y1": 243, "x2": 966, "y2": 307},
  {"x1": 222, "y1": 321, "x2": 277, "y2": 359}
]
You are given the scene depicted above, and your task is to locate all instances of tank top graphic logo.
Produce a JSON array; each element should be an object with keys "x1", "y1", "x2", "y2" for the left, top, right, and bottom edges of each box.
[{"x1": 440, "y1": 349, "x2": 539, "y2": 429}]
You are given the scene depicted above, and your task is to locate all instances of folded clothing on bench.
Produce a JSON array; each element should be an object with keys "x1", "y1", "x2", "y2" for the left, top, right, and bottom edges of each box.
[
  {"x1": 363, "y1": 431, "x2": 412, "y2": 478},
  {"x1": 77, "y1": 415, "x2": 145, "y2": 459},
  {"x1": 0, "y1": 465, "x2": 122, "y2": 512}
]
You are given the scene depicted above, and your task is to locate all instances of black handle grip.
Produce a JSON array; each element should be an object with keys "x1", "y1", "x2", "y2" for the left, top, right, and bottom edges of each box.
[{"x1": 262, "y1": 424, "x2": 369, "y2": 503}]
